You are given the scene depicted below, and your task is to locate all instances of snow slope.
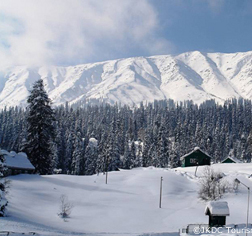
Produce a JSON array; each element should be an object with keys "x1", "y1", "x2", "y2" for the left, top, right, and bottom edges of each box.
[
  {"x1": 1, "y1": 164, "x2": 252, "y2": 236},
  {"x1": 2, "y1": 51, "x2": 252, "y2": 108}
]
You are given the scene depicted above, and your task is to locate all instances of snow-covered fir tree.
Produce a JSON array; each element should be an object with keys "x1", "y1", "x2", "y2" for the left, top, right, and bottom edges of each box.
[
  {"x1": 71, "y1": 132, "x2": 85, "y2": 175},
  {"x1": 25, "y1": 79, "x2": 56, "y2": 175},
  {"x1": 85, "y1": 138, "x2": 98, "y2": 175},
  {"x1": 0, "y1": 152, "x2": 7, "y2": 217},
  {"x1": 123, "y1": 137, "x2": 134, "y2": 169}
]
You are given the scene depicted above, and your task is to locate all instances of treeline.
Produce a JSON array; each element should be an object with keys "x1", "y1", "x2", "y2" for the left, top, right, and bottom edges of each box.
[{"x1": 0, "y1": 98, "x2": 252, "y2": 175}]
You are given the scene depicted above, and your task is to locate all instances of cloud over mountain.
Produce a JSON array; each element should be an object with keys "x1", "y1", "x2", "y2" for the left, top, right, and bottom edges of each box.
[{"x1": 0, "y1": 0, "x2": 172, "y2": 68}]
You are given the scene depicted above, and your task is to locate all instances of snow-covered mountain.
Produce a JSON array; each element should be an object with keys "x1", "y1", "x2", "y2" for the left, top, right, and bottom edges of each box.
[{"x1": 1, "y1": 50, "x2": 252, "y2": 108}]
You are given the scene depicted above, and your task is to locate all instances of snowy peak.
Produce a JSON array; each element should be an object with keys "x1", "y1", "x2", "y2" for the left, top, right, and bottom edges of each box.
[
  {"x1": 176, "y1": 51, "x2": 240, "y2": 100},
  {"x1": 2, "y1": 51, "x2": 252, "y2": 108}
]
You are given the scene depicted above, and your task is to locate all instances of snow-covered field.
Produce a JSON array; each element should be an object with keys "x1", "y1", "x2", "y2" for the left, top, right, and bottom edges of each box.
[{"x1": 1, "y1": 163, "x2": 252, "y2": 236}]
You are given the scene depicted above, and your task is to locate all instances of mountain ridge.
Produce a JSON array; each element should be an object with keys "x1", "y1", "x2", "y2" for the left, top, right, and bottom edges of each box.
[{"x1": 1, "y1": 50, "x2": 252, "y2": 108}]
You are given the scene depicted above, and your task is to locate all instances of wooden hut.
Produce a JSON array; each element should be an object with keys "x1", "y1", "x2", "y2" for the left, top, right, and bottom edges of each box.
[
  {"x1": 205, "y1": 201, "x2": 230, "y2": 227},
  {"x1": 1, "y1": 150, "x2": 35, "y2": 176},
  {"x1": 222, "y1": 157, "x2": 241, "y2": 164},
  {"x1": 180, "y1": 147, "x2": 211, "y2": 167}
]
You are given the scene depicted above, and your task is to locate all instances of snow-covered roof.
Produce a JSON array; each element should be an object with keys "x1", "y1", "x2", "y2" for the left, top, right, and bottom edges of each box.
[
  {"x1": 205, "y1": 201, "x2": 230, "y2": 216},
  {"x1": 0, "y1": 149, "x2": 10, "y2": 156},
  {"x1": 222, "y1": 157, "x2": 242, "y2": 163},
  {"x1": 180, "y1": 147, "x2": 211, "y2": 161},
  {"x1": 1, "y1": 149, "x2": 35, "y2": 170}
]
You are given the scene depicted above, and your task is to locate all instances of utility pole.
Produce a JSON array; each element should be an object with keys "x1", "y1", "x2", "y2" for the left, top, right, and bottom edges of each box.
[
  {"x1": 248, "y1": 188, "x2": 250, "y2": 236},
  {"x1": 235, "y1": 178, "x2": 250, "y2": 236},
  {"x1": 106, "y1": 168, "x2": 108, "y2": 184},
  {"x1": 105, "y1": 156, "x2": 108, "y2": 184},
  {"x1": 195, "y1": 161, "x2": 199, "y2": 177},
  {"x1": 159, "y1": 176, "x2": 163, "y2": 208},
  {"x1": 104, "y1": 155, "x2": 109, "y2": 184}
]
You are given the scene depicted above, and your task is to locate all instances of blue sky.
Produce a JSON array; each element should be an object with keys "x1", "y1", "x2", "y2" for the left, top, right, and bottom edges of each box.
[
  {"x1": 153, "y1": 0, "x2": 252, "y2": 54},
  {"x1": 0, "y1": 0, "x2": 252, "y2": 67}
]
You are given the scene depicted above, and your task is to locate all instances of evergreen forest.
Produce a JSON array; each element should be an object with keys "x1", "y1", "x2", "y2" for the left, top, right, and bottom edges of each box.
[{"x1": 0, "y1": 98, "x2": 252, "y2": 175}]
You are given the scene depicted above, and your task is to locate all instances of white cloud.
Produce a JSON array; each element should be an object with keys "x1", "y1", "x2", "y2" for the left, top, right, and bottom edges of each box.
[{"x1": 0, "y1": 0, "x2": 172, "y2": 68}]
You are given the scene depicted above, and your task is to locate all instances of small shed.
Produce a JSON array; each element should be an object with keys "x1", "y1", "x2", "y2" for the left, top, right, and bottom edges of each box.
[
  {"x1": 205, "y1": 201, "x2": 230, "y2": 227},
  {"x1": 1, "y1": 150, "x2": 35, "y2": 176},
  {"x1": 222, "y1": 157, "x2": 241, "y2": 164},
  {"x1": 180, "y1": 147, "x2": 211, "y2": 167}
]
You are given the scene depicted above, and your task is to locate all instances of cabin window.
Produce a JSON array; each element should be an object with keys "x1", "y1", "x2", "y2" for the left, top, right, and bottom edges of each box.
[{"x1": 190, "y1": 158, "x2": 197, "y2": 164}]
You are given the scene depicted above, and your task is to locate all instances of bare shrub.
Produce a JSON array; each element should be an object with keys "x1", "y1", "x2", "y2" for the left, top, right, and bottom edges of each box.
[
  {"x1": 232, "y1": 179, "x2": 239, "y2": 193},
  {"x1": 58, "y1": 195, "x2": 73, "y2": 218},
  {"x1": 198, "y1": 166, "x2": 229, "y2": 201},
  {"x1": 3, "y1": 179, "x2": 11, "y2": 196}
]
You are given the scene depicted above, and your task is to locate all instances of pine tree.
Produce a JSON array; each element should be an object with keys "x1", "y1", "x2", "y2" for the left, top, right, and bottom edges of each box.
[
  {"x1": 85, "y1": 138, "x2": 98, "y2": 175},
  {"x1": 96, "y1": 132, "x2": 108, "y2": 174},
  {"x1": 123, "y1": 139, "x2": 131, "y2": 169},
  {"x1": 25, "y1": 79, "x2": 56, "y2": 174},
  {"x1": 0, "y1": 152, "x2": 7, "y2": 216},
  {"x1": 107, "y1": 118, "x2": 121, "y2": 171},
  {"x1": 142, "y1": 128, "x2": 153, "y2": 167},
  {"x1": 130, "y1": 141, "x2": 136, "y2": 168},
  {"x1": 123, "y1": 138, "x2": 135, "y2": 169},
  {"x1": 134, "y1": 139, "x2": 143, "y2": 167},
  {"x1": 247, "y1": 129, "x2": 252, "y2": 163},
  {"x1": 71, "y1": 132, "x2": 85, "y2": 175},
  {"x1": 54, "y1": 125, "x2": 66, "y2": 172},
  {"x1": 65, "y1": 130, "x2": 75, "y2": 173}
]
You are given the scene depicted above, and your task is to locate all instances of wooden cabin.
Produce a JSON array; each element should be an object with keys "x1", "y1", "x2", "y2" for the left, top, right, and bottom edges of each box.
[
  {"x1": 1, "y1": 150, "x2": 35, "y2": 176},
  {"x1": 180, "y1": 147, "x2": 211, "y2": 167},
  {"x1": 205, "y1": 201, "x2": 230, "y2": 227},
  {"x1": 222, "y1": 157, "x2": 241, "y2": 164}
]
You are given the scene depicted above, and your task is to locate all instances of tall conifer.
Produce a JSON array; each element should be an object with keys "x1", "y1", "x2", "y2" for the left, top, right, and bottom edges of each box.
[{"x1": 25, "y1": 79, "x2": 55, "y2": 174}]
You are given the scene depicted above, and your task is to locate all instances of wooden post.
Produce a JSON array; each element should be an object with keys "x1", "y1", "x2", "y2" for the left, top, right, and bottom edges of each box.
[
  {"x1": 195, "y1": 161, "x2": 199, "y2": 177},
  {"x1": 159, "y1": 176, "x2": 163, "y2": 208},
  {"x1": 246, "y1": 187, "x2": 250, "y2": 236},
  {"x1": 105, "y1": 156, "x2": 108, "y2": 184}
]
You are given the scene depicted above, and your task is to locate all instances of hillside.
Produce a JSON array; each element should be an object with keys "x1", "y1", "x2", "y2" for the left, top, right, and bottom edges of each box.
[
  {"x1": 1, "y1": 51, "x2": 252, "y2": 108},
  {"x1": 1, "y1": 164, "x2": 252, "y2": 235}
]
